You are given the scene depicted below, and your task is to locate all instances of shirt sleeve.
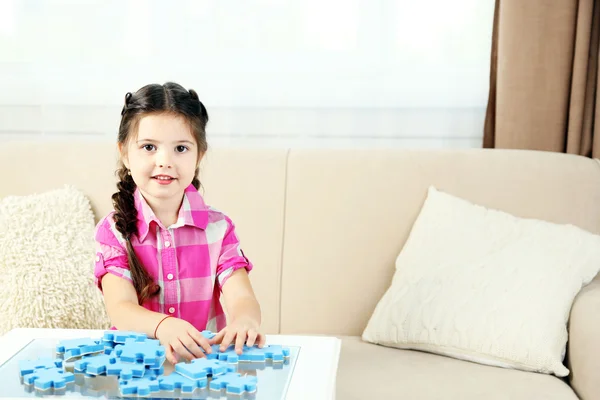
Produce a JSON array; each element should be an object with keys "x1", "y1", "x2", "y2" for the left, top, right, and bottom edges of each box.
[
  {"x1": 94, "y1": 214, "x2": 132, "y2": 291},
  {"x1": 216, "y1": 215, "x2": 253, "y2": 290}
]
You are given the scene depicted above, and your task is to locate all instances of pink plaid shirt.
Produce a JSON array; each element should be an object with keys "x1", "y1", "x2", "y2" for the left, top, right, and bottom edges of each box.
[{"x1": 93, "y1": 184, "x2": 252, "y2": 332}]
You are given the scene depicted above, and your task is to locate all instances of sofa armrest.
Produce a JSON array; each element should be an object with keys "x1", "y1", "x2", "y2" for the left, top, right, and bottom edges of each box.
[{"x1": 568, "y1": 276, "x2": 600, "y2": 400}]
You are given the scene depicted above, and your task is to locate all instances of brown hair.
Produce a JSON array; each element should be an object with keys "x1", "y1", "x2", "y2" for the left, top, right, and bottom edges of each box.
[{"x1": 112, "y1": 82, "x2": 209, "y2": 304}]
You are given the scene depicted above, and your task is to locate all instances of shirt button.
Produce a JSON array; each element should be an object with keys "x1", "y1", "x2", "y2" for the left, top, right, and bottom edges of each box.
[
  {"x1": 167, "y1": 273, "x2": 174, "y2": 280},
  {"x1": 168, "y1": 307, "x2": 175, "y2": 314},
  {"x1": 95, "y1": 255, "x2": 100, "y2": 262},
  {"x1": 164, "y1": 241, "x2": 171, "y2": 248}
]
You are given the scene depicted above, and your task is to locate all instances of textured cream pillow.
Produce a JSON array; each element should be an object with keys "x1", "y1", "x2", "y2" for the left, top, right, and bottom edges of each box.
[
  {"x1": 362, "y1": 186, "x2": 600, "y2": 377},
  {"x1": 0, "y1": 186, "x2": 110, "y2": 335}
]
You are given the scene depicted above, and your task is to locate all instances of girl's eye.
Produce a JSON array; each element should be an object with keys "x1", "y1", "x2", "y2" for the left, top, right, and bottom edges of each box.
[
  {"x1": 142, "y1": 144, "x2": 156, "y2": 152},
  {"x1": 175, "y1": 145, "x2": 188, "y2": 153}
]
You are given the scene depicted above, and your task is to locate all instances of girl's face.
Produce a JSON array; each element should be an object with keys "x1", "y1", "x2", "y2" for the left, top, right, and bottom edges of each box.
[{"x1": 121, "y1": 113, "x2": 201, "y2": 208}]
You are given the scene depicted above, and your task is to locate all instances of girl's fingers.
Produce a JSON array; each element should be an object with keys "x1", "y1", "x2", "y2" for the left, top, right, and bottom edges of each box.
[
  {"x1": 189, "y1": 330, "x2": 213, "y2": 355},
  {"x1": 172, "y1": 339, "x2": 195, "y2": 362},
  {"x1": 220, "y1": 331, "x2": 237, "y2": 352},
  {"x1": 208, "y1": 329, "x2": 226, "y2": 346},
  {"x1": 257, "y1": 332, "x2": 267, "y2": 348},
  {"x1": 165, "y1": 345, "x2": 178, "y2": 365},
  {"x1": 235, "y1": 330, "x2": 246, "y2": 355},
  {"x1": 181, "y1": 334, "x2": 206, "y2": 359},
  {"x1": 246, "y1": 329, "x2": 258, "y2": 348}
]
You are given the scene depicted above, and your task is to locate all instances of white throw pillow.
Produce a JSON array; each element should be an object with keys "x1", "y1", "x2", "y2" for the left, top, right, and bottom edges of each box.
[
  {"x1": 0, "y1": 186, "x2": 110, "y2": 335},
  {"x1": 362, "y1": 186, "x2": 600, "y2": 377}
]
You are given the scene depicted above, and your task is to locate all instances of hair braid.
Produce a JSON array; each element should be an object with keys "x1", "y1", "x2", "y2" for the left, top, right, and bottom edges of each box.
[{"x1": 111, "y1": 165, "x2": 160, "y2": 304}]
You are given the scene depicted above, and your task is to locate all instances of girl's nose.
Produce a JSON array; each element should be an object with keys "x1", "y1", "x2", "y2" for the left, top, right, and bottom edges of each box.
[{"x1": 156, "y1": 151, "x2": 172, "y2": 168}]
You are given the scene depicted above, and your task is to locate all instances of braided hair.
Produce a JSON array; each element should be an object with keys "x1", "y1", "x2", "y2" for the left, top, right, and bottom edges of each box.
[{"x1": 112, "y1": 82, "x2": 209, "y2": 304}]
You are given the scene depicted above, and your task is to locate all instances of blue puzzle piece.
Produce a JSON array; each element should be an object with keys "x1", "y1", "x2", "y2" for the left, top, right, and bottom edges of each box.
[
  {"x1": 208, "y1": 344, "x2": 264, "y2": 363},
  {"x1": 175, "y1": 359, "x2": 235, "y2": 380},
  {"x1": 119, "y1": 376, "x2": 160, "y2": 397},
  {"x1": 74, "y1": 354, "x2": 116, "y2": 375},
  {"x1": 102, "y1": 330, "x2": 147, "y2": 344},
  {"x1": 207, "y1": 344, "x2": 240, "y2": 363},
  {"x1": 19, "y1": 358, "x2": 63, "y2": 377},
  {"x1": 142, "y1": 365, "x2": 164, "y2": 378},
  {"x1": 114, "y1": 353, "x2": 165, "y2": 369},
  {"x1": 256, "y1": 344, "x2": 291, "y2": 362},
  {"x1": 147, "y1": 356, "x2": 166, "y2": 369},
  {"x1": 114, "y1": 338, "x2": 165, "y2": 368},
  {"x1": 102, "y1": 340, "x2": 116, "y2": 352},
  {"x1": 105, "y1": 360, "x2": 146, "y2": 380},
  {"x1": 56, "y1": 338, "x2": 104, "y2": 360},
  {"x1": 209, "y1": 372, "x2": 257, "y2": 395},
  {"x1": 23, "y1": 367, "x2": 75, "y2": 390},
  {"x1": 210, "y1": 344, "x2": 290, "y2": 363},
  {"x1": 158, "y1": 372, "x2": 208, "y2": 393},
  {"x1": 201, "y1": 330, "x2": 216, "y2": 340},
  {"x1": 229, "y1": 344, "x2": 290, "y2": 362},
  {"x1": 239, "y1": 346, "x2": 270, "y2": 363},
  {"x1": 74, "y1": 354, "x2": 148, "y2": 381},
  {"x1": 204, "y1": 332, "x2": 291, "y2": 363}
]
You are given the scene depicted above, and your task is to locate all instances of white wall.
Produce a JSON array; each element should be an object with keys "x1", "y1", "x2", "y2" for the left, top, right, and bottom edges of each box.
[{"x1": 0, "y1": 0, "x2": 495, "y2": 148}]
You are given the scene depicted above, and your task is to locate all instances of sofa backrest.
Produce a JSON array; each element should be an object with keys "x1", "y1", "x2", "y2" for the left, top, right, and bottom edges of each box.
[
  {"x1": 279, "y1": 149, "x2": 600, "y2": 335},
  {"x1": 2, "y1": 141, "x2": 600, "y2": 336}
]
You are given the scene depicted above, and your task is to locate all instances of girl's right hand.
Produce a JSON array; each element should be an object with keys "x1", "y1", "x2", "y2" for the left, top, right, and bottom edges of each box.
[{"x1": 154, "y1": 317, "x2": 212, "y2": 364}]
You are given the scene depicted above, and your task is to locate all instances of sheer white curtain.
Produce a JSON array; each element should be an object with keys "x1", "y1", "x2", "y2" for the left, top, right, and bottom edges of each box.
[{"x1": 0, "y1": 0, "x2": 495, "y2": 148}]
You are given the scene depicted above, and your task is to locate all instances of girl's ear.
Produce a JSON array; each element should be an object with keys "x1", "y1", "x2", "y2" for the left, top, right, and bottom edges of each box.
[
  {"x1": 196, "y1": 151, "x2": 205, "y2": 169},
  {"x1": 118, "y1": 143, "x2": 130, "y2": 170}
]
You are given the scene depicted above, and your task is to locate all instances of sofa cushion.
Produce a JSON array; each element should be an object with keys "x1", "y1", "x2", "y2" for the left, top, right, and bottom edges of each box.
[
  {"x1": 362, "y1": 186, "x2": 600, "y2": 377},
  {"x1": 337, "y1": 336, "x2": 578, "y2": 400},
  {"x1": 0, "y1": 185, "x2": 110, "y2": 334}
]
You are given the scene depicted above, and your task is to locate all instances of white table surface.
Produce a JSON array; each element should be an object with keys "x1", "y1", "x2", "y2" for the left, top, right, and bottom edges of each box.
[{"x1": 0, "y1": 328, "x2": 341, "y2": 400}]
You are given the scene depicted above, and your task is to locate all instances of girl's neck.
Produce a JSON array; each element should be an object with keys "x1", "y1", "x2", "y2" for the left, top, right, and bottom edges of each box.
[{"x1": 141, "y1": 191, "x2": 183, "y2": 228}]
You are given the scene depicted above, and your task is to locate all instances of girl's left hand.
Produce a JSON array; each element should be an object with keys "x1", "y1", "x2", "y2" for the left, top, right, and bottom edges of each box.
[{"x1": 209, "y1": 317, "x2": 266, "y2": 355}]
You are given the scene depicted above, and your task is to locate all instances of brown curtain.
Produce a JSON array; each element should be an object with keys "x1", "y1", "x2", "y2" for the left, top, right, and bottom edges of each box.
[{"x1": 484, "y1": 0, "x2": 600, "y2": 158}]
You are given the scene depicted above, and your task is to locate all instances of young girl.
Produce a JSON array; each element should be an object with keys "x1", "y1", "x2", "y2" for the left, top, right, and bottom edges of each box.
[{"x1": 93, "y1": 82, "x2": 263, "y2": 365}]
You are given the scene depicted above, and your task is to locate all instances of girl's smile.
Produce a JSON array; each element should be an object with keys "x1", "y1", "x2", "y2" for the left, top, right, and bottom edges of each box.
[{"x1": 152, "y1": 174, "x2": 176, "y2": 184}]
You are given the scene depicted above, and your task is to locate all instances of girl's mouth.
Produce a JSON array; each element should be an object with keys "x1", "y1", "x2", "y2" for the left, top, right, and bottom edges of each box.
[{"x1": 152, "y1": 175, "x2": 175, "y2": 185}]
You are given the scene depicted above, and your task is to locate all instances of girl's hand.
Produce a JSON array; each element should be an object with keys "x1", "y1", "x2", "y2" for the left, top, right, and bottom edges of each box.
[
  {"x1": 209, "y1": 317, "x2": 266, "y2": 355},
  {"x1": 155, "y1": 317, "x2": 212, "y2": 364}
]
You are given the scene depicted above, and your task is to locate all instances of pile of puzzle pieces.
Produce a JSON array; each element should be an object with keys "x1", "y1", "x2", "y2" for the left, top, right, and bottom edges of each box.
[{"x1": 19, "y1": 330, "x2": 290, "y2": 397}]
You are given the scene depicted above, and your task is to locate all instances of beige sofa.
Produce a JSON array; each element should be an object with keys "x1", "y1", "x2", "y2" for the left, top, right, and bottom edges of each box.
[{"x1": 2, "y1": 141, "x2": 600, "y2": 399}]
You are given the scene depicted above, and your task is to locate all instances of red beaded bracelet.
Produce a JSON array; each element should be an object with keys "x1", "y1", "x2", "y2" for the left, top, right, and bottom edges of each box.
[{"x1": 154, "y1": 315, "x2": 172, "y2": 339}]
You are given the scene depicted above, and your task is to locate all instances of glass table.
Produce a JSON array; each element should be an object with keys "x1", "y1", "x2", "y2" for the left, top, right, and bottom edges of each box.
[{"x1": 0, "y1": 329, "x2": 340, "y2": 400}]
